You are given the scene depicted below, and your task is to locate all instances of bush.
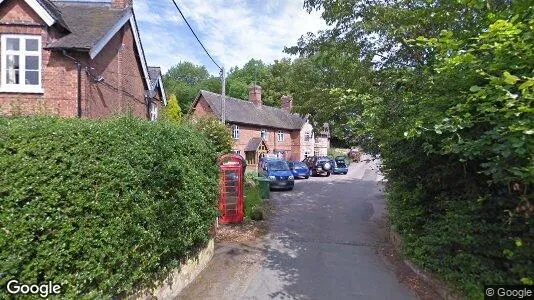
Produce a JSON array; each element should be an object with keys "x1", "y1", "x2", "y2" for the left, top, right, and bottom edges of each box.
[
  {"x1": 161, "y1": 94, "x2": 183, "y2": 123},
  {"x1": 185, "y1": 116, "x2": 232, "y2": 156},
  {"x1": 0, "y1": 116, "x2": 219, "y2": 298}
]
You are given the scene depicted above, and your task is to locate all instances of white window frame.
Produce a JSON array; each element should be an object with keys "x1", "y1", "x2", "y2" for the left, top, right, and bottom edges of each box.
[
  {"x1": 150, "y1": 102, "x2": 158, "y2": 121},
  {"x1": 277, "y1": 130, "x2": 284, "y2": 142},
  {"x1": 232, "y1": 125, "x2": 239, "y2": 140},
  {"x1": 0, "y1": 34, "x2": 43, "y2": 93},
  {"x1": 304, "y1": 131, "x2": 311, "y2": 141},
  {"x1": 231, "y1": 150, "x2": 241, "y2": 155},
  {"x1": 304, "y1": 150, "x2": 311, "y2": 158},
  {"x1": 260, "y1": 128, "x2": 268, "y2": 140}
]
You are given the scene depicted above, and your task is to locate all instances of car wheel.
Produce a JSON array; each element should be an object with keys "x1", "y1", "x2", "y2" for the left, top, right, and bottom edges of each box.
[
  {"x1": 304, "y1": 175, "x2": 309, "y2": 179},
  {"x1": 326, "y1": 172, "x2": 331, "y2": 177}
]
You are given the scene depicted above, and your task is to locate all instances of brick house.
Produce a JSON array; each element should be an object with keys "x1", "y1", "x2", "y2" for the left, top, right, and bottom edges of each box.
[
  {"x1": 190, "y1": 84, "x2": 330, "y2": 170},
  {"x1": 0, "y1": 0, "x2": 166, "y2": 119}
]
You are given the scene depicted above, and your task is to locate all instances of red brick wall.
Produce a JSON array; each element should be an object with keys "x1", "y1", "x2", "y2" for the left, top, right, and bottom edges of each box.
[
  {"x1": 0, "y1": 0, "x2": 78, "y2": 116},
  {"x1": 191, "y1": 95, "x2": 301, "y2": 160},
  {"x1": 191, "y1": 96, "x2": 215, "y2": 117},
  {"x1": 83, "y1": 22, "x2": 149, "y2": 119},
  {"x1": 0, "y1": 0, "x2": 151, "y2": 119}
]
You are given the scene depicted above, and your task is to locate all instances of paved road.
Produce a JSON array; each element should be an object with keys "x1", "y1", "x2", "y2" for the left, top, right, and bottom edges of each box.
[{"x1": 179, "y1": 157, "x2": 415, "y2": 300}]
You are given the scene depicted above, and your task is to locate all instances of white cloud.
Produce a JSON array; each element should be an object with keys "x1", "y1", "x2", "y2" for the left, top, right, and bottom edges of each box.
[{"x1": 135, "y1": 0, "x2": 327, "y2": 74}]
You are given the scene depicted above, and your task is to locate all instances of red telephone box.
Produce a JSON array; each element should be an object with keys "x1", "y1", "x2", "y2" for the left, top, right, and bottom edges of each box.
[{"x1": 218, "y1": 154, "x2": 244, "y2": 224}]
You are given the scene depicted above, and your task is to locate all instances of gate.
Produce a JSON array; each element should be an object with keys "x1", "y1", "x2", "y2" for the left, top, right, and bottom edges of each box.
[{"x1": 218, "y1": 154, "x2": 244, "y2": 224}]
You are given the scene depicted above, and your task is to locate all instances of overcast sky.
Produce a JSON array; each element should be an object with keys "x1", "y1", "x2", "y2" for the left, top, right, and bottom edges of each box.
[{"x1": 134, "y1": 0, "x2": 327, "y2": 75}]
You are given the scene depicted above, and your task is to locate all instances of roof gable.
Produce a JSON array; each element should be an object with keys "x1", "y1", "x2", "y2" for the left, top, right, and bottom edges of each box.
[
  {"x1": 45, "y1": 3, "x2": 151, "y2": 89},
  {"x1": 195, "y1": 90, "x2": 305, "y2": 130},
  {"x1": 148, "y1": 67, "x2": 167, "y2": 106},
  {"x1": 0, "y1": 0, "x2": 57, "y2": 26}
]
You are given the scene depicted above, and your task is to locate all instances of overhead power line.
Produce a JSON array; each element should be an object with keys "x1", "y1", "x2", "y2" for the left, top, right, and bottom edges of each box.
[{"x1": 170, "y1": 0, "x2": 222, "y2": 71}]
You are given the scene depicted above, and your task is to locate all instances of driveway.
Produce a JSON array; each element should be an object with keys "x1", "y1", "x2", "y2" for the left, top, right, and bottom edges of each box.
[{"x1": 178, "y1": 157, "x2": 416, "y2": 300}]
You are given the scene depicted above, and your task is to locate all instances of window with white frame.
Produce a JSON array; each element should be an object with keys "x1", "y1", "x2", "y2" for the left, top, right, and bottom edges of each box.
[
  {"x1": 149, "y1": 102, "x2": 158, "y2": 121},
  {"x1": 1, "y1": 35, "x2": 42, "y2": 93},
  {"x1": 304, "y1": 150, "x2": 311, "y2": 158},
  {"x1": 232, "y1": 125, "x2": 239, "y2": 139},
  {"x1": 277, "y1": 130, "x2": 284, "y2": 142},
  {"x1": 231, "y1": 150, "x2": 241, "y2": 155},
  {"x1": 260, "y1": 128, "x2": 268, "y2": 140},
  {"x1": 304, "y1": 131, "x2": 311, "y2": 141}
]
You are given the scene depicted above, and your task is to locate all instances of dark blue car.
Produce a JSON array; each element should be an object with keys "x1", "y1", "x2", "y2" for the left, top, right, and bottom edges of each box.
[
  {"x1": 288, "y1": 161, "x2": 310, "y2": 179},
  {"x1": 259, "y1": 159, "x2": 294, "y2": 190},
  {"x1": 332, "y1": 160, "x2": 349, "y2": 175}
]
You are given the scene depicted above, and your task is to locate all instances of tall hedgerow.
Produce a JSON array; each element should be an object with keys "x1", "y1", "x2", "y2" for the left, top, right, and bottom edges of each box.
[{"x1": 0, "y1": 116, "x2": 219, "y2": 298}]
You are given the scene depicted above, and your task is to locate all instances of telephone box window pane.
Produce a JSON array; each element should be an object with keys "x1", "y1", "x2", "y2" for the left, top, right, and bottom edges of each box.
[
  {"x1": 25, "y1": 71, "x2": 39, "y2": 85},
  {"x1": 25, "y1": 56, "x2": 39, "y2": 70},
  {"x1": 25, "y1": 39, "x2": 39, "y2": 51},
  {"x1": 6, "y1": 38, "x2": 20, "y2": 50}
]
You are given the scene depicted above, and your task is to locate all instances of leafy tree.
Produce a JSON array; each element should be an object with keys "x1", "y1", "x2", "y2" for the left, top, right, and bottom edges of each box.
[
  {"x1": 284, "y1": 0, "x2": 534, "y2": 297},
  {"x1": 161, "y1": 94, "x2": 183, "y2": 123},
  {"x1": 163, "y1": 62, "x2": 220, "y2": 111},
  {"x1": 226, "y1": 59, "x2": 272, "y2": 104}
]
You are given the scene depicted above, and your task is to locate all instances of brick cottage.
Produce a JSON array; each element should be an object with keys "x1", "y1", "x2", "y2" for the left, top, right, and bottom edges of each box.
[
  {"x1": 191, "y1": 84, "x2": 330, "y2": 170},
  {"x1": 0, "y1": 0, "x2": 166, "y2": 119}
]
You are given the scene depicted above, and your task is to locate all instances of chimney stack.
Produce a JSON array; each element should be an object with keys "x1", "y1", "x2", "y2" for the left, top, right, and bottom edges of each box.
[
  {"x1": 112, "y1": 0, "x2": 133, "y2": 9},
  {"x1": 281, "y1": 95, "x2": 293, "y2": 112},
  {"x1": 248, "y1": 84, "x2": 262, "y2": 107}
]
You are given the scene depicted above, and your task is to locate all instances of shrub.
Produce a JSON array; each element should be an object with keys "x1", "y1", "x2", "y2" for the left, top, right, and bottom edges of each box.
[
  {"x1": 0, "y1": 116, "x2": 219, "y2": 298},
  {"x1": 185, "y1": 116, "x2": 232, "y2": 156},
  {"x1": 161, "y1": 94, "x2": 183, "y2": 123}
]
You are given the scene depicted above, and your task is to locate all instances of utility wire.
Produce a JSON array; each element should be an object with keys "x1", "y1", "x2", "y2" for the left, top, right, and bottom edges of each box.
[{"x1": 170, "y1": 0, "x2": 222, "y2": 71}]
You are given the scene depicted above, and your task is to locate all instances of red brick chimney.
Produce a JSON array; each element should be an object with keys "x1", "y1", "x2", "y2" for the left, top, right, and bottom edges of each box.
[
  {"x1": 249, "y1": 84, "x2": 262, "y2": 106},
  {"x1": 112, "y1": 0, "x2": 133, "y2": 9},
  {"x1": 281, "y1": 95, "x2": 293, "y2": 112}
]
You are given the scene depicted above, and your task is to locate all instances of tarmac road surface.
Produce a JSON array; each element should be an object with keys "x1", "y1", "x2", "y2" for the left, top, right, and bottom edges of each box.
[{"x1": 178, "y1": 156, "x2": 415, "y2": 300}]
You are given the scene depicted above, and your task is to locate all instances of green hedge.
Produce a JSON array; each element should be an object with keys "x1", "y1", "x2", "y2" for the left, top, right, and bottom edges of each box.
[{"x1": 0, "y1": 117, "x2": 219, "y2": 298}]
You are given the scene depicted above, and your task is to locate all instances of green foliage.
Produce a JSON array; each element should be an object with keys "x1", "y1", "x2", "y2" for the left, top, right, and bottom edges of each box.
[
  {"x1": 163, "y1": 62, "x2": 220, "y2": 111},
  {"x1": 161, "y1": 94, "x2": 183, "y2": 123},
  {"x1": 0, "y1": 116, "x2": 219, "y2": 298},
  {"x1": 288, "y1": 0, "x2": 534, "y2": 298},
  {"x1": 186, "y1": 116, "x2": 232, "y2": 156},
  {"x1": 244, "y1": 183, "x2": 262, "y2": 220}
]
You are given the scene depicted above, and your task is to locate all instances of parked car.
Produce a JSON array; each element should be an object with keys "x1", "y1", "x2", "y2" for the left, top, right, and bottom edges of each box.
[
  {"x1": 259, "y1": 159, "x2": 294, "y2": 190},
  {"x1": 288, "y1": 161, "x2": 310, "y2": 179},
  {"x1": 332, "y1": 159, "x2": 348, "y2": 175},
  {"x1": 335, "y1": 155, "x2": 348, "y2": 165},
  {"x1": 348, "y1": 149, "x2": 362, "y2": 162},
  {"x1": 302, "y1": 156, "x2": 333, "y2": 177}
]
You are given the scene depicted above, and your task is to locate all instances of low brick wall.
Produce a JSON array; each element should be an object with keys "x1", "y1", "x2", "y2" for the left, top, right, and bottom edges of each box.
[
  {"x1": 129, "y1": 239, "x2": 215, "y2": 299},
  {"x1": 389, "y1": 230, "x2": 463, "y2": 300}
]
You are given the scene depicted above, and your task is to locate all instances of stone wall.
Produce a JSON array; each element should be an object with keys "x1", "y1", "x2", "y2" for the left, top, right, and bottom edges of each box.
[{"x1": 129, "y1": 239, "x2": 215, "y2": 300}]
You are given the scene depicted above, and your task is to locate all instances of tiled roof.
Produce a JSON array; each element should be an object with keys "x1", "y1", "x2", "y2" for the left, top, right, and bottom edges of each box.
[
  {"x1": 38, "y1": 0, "x2": 69, "y2": 29},
  {"x1": 46, "y1": 2, "x2": 129, "y2": 51},
  {"x1": 199, "y1": 90, "x2": 306, "y2": 130},
  {"x1": 244, "y1": 137, "x2": 263, "y2": 152}
]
